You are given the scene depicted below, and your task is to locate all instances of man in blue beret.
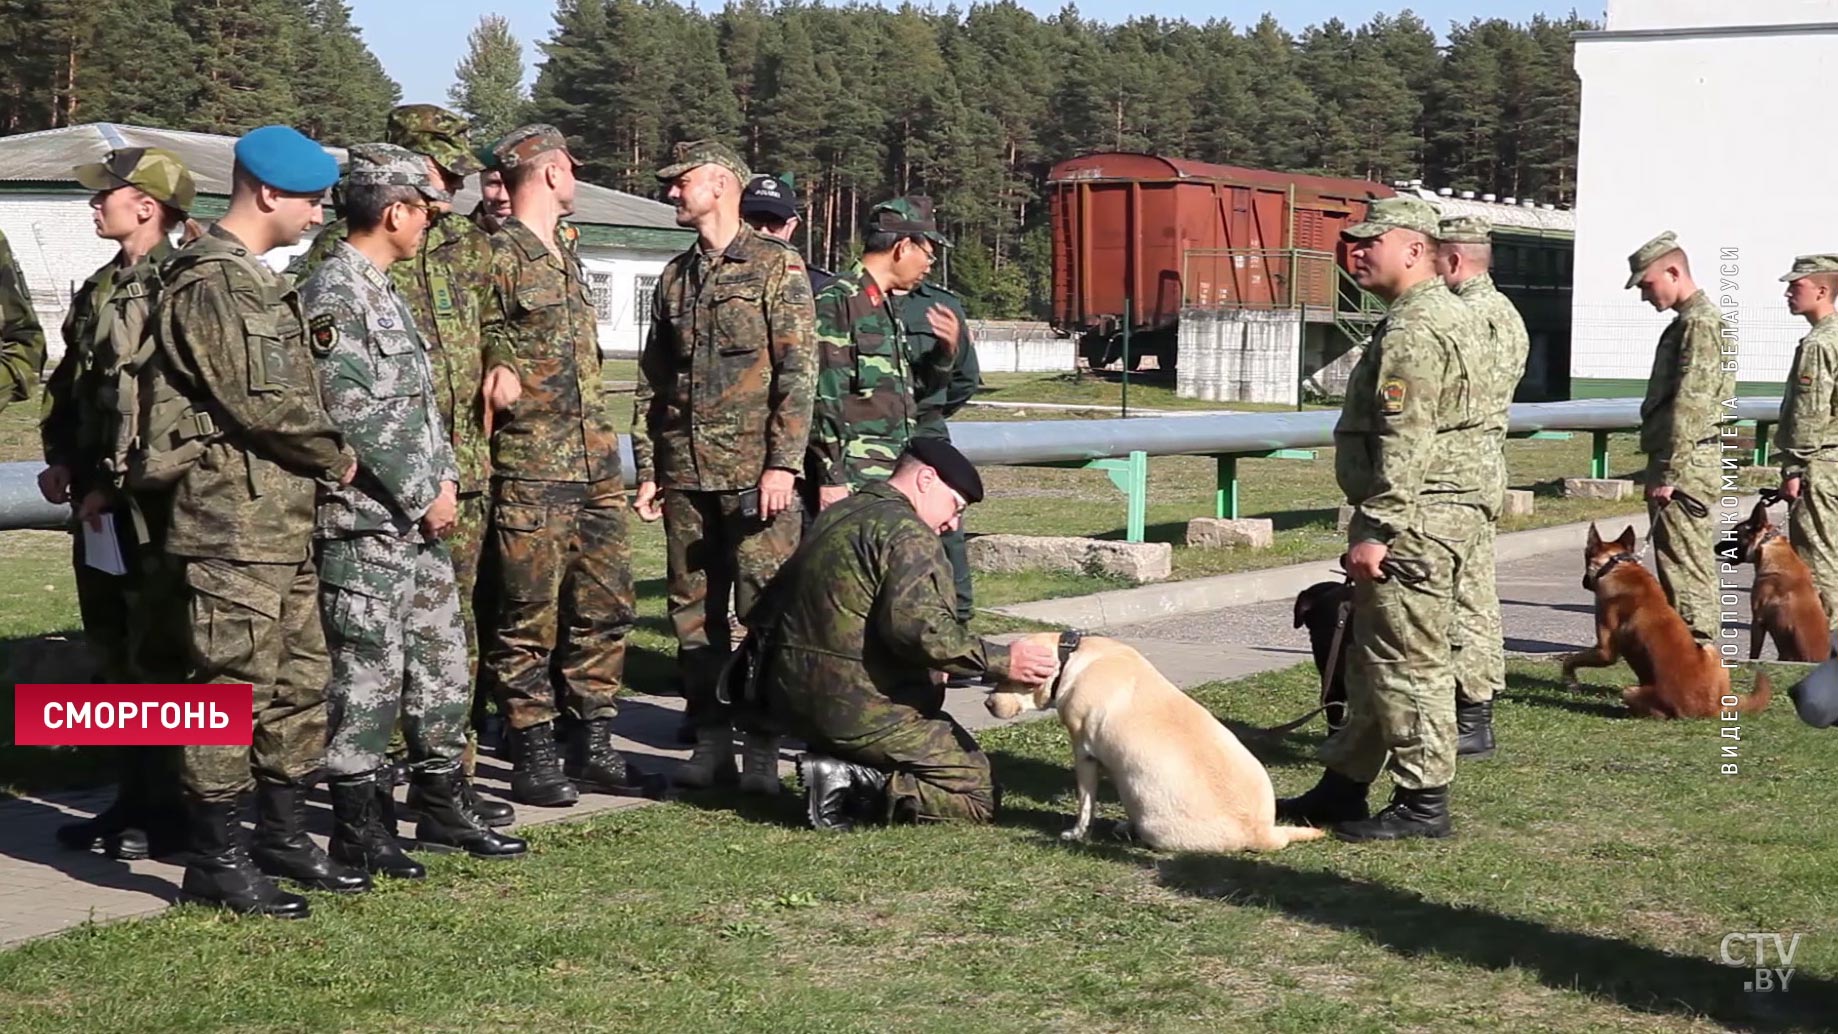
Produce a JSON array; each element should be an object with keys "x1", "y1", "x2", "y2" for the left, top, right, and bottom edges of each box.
[{"x1": 155, "y1": 125, "x2": 369, "y2": 918}]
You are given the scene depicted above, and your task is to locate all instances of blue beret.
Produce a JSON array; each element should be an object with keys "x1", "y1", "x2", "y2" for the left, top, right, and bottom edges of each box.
[{"x1": 233, "y1": 125, "x2": 339, "y2": 194}]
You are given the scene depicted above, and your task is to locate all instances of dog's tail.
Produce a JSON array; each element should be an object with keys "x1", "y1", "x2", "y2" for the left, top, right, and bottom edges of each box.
[
  {"x1": 1740, "y1": 669, "x2": 1773, "y2": 715},
  {"x1": 1256, "y1": 824, "x2": 1328, "y2": 850}
]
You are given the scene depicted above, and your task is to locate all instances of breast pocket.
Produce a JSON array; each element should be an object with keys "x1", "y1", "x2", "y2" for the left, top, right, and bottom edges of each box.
[
  {"x1": 850, "y1": 330, "x2": 900, "y2": 395},
  {"x1": 243, "y1": 312, "x2": 293, "y2": 394},
  {"x1": 367, "y1": 319, "x2": 424, "y2": 399},
  {"x1": 514, "y1": 283, "x2": 567, "y2": 358},
  {"x1": 710, "y1": 279, "x2": 767, "y2": 355}
]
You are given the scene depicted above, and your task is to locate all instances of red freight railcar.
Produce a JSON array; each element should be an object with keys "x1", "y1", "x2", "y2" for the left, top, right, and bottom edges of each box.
[{"x1": 1047, "y1": 152, "x2": 1394, "y2": 368}]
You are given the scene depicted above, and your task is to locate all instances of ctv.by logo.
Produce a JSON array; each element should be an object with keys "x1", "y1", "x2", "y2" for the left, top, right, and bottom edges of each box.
[{"x1": 1720, "y1": 932, "x2": 1802, "y2": 992}]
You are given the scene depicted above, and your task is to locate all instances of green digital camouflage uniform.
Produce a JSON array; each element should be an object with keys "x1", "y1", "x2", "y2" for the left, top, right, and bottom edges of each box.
[
  {"x1": 157, "y1": 224, "x2": 357, "y2": 801},
  {"x1": 1776, "y1": 256, "x2": 1838, "y2": 631},
  {"x1": 0, "y1": 228, "x2": 46, "y2": 414},
  {"x1": 810, "y1": 199, "x2": 955, "y2": 492},
  {"x1": 900, "y1": 280, "x2": 981, "y2": 620},
  {"x1": 301, "y1": 158, "x2": 470, "y2": 778},
  {"x1": 1324, "y1": 261, "x2": 1487, "y2": 793},
  {"x1": 483, "y1": 208, "x2": 634, "y2": 730},
  {"x1": 1443, "y1": 233, "x2": 1529, "y2": 706},
  {"x1": 634, "y1": 171, "x2": 818, "y2": 730},
  {"x1": 763, "y1": 482, "x2": 1013, "y2": 823},
  {"x1": 1633, "y1": 234, "x2": 1736, "y2": 644}
]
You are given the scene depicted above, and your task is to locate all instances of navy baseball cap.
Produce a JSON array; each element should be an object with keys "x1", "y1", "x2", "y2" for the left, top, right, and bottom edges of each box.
[{"x1": 742, "y1": 174, "x2": 797, "y2": 222}]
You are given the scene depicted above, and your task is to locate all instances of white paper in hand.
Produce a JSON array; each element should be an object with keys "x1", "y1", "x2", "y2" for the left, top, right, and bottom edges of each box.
[{"x1": 82, "y1": 514, "x2": 128, "y2": 577}]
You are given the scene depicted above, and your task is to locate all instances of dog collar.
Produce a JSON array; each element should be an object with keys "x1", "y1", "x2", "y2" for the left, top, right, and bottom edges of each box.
[
  {"x1": 1587, "y1": 551, "x2": 1638, "y2": 589},
  {"x1": 1046, "y1": 630, "x2": 1083, "y2": 708}
]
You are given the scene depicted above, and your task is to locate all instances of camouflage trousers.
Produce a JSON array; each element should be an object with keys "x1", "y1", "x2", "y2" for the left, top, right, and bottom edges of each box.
[
  {"x1": 178, "y1": 556, "x2": 329, "y2": 801},
  {"x1": 1790, "y1": 459, "x2": 1838, "y2": 633},
  {"x1": 665, "y1": 487, "x2": 801, "y2": 729},
  {"x1": 484, "y1": 478, "x2": 635, "y2": 730},
  {"x1": 1319, "y1": 505, "x2": 1482, "y2": 791},
  {"x1": 1648, "y1": 456, "x2": 1721, "y2": 644},
  {"x1": 1450, "y1": 519, "x2": 1504, "y2": 704},
  {"x1": 450, "y1": 491, "x2": 489, "y2": 680},
  {"x1": 941, "y1": 518, "x2": 973, "y2": 622},
  {"x1": 318, "y1": 533, "x2": 470, "y2": 778},
  {"x1": 768, "y1": 647, "x2": 998, "y2": 823}
]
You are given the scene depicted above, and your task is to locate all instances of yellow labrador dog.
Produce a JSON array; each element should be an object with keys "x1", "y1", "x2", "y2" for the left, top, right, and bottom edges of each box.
[{"x1": 986, "y1": 632, "x2": 1324, "y2": 852}]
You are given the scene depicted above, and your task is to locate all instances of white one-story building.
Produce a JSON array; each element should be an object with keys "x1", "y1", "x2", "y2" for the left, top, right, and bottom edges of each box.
[
  {"x1": 1571, "y1": 0, "x2": 1838, "y2": 398},
  {"x1": 0, "y1": 122, "x2": 692, "y2": 364}
]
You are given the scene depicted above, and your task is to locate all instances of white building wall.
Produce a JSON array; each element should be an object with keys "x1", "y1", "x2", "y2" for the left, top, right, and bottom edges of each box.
[
  {"x1": 1572, "y1": 4, "x2": 1838, "y2": 390},
  {"x1": 0, "y1": 194, "x2": 126, "y2": 362},
  {"x1": 579, "y1": 246, "x2": 671, "y2": 358}
]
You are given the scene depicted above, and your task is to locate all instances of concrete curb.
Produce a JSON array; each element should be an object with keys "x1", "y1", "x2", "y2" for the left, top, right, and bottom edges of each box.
[{"x1": 988, "y1": 495, "x2": 1764, "y2": 630}]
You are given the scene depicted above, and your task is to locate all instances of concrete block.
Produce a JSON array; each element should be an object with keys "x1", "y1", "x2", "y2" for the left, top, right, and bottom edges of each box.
[
  {"x1": 1503, "y1": 489, "x2": 1535, "y2": 516},
  {"x1": 1185, "y1": 517, "x2": 1275, "y2": 550},
  {"x1": 968, "y1": 534, "x2": 1172, "y2": 583},
  {"x1": 1337, "y1": 505, "x2": 1356, "y2": 531},
  {"x1": 1563, "y1": 478, "x2": 1634, "y2": 500}
]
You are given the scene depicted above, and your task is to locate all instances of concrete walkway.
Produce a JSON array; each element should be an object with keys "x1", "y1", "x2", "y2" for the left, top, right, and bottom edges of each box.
[{"x1": 0, "y1": 508, "x2": 1778, "y2": 949}]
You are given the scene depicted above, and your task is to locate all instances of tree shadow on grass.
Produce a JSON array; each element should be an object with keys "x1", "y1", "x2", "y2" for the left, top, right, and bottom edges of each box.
[{"x1": 1158, "y1": 854, "x2": 1838, "y2": 1032}]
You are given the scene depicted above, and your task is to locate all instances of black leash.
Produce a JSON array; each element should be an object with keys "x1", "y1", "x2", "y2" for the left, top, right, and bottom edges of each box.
[{"x1": 1044, "y1": 629, "x2": 1084, "y2": 708}]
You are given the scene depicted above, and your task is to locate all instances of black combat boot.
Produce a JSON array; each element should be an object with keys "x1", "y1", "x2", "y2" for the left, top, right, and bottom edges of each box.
[
  {"x1": 248, "y1": 779, "x2": 371, "y2": 894},
  {"x1": 413, "y1": 767, "x2": 528, "y2": 859},
  {"x1": 796, "y1": 755, "x2": 892, "y2": 832},
  {"x1": 1456, "y1": 699, "x2": 1496, "y2": 758},
  {"x1": 1331, "y1": 785, "x2": 1453, "y2": 842},
  {"x1": 55, "y1": 791, "x2": 149, "y2": 860},
  {"x1": 566, "y1": 717, "x2": 659, "y2": 796},
  {"x1": 1275, "y1": 769, "x2": 1371, "y2": 828},
  {"x1": 407, "y1": 775, "x2": 515, "y2": 827},
  {"x1": 179, "y1": 796, "x2": 310, "y2": 919},
  {"x1": 508, "y1": 722, "x2": 580, "y2": 807},
  {"x1": 329, "y1": 771, "x2": 425, "y2": 880}
]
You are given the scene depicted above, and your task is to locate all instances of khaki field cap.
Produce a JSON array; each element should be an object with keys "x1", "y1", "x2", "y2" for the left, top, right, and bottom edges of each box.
[
  {"x1": 493, "y1": 124, "x2": 582, "y2": 172},
  {"x1": 1780, "y1": 254, "x2": 1838, "y2": 282},
  {"x1": 1341, "y1": 197, "x2": 1441, "y2": 241},
  {"x1": 385, "y1": 104, "x2": 482, "y2": 178},
  {"x1": 1625, "y1": 231, "x2": 1682, "y2": 289},
  {"x1": 868, "y1": 196, "x2": 949, "y2": 247},
  {"x1": 73, "y1": 147, "x2": 196, "y2": 215},
  {"x1": 344, "y1": 143, "x2": 450, "y2": 204},
  {"x1": 1437, "y1": 215, "x2": 1493, "y2": 244},
  {"x1": 655, "y1": 138, "x2": 751, "y2": 184}
]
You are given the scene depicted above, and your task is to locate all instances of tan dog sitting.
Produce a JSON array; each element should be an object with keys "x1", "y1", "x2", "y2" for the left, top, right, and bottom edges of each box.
[
  {"x1": 1720, "y1": 500, "x2": 1831, "y2": 662},
  {"x1": 986, "y1": 632, "x2": 1324, "y2": 853}
]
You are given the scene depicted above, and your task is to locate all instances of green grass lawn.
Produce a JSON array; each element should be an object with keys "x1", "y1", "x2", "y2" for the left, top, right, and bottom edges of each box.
[{"x1": 2, "y1": 657, "x2": 1833, "y2": 1032}]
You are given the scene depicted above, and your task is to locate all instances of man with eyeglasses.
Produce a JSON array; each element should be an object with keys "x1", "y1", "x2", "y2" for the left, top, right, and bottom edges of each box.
[
  {"x1": 808, "y1": 197, "x2": 961, "y2": 512},
  {"x1": 759, "y1": 438, "x2": 1059, "y2": 831}
]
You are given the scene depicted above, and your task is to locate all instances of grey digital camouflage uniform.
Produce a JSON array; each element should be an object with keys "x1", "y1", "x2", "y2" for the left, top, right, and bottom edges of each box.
[{"x1": 301, "y1": 239, "x2": 469, "y2": 777}]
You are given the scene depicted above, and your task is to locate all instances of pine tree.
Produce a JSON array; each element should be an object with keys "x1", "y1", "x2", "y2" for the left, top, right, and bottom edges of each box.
[
  {"x1": 665, "y1": 4, "x2": 741, "y2": 145},
  {"x1": 178, "y1": 0, "x2": 306, "y2": 134},
  {"x1": 530, "y1": 0, "x2": 617, "y2": 180},
  {"x1": 450, "y1": 14, "x2": 527, "y2": 143},
  {"x1": 291, "y1": 0, "x2": 400, "y2": 145},
  {"x1": 86, "y1": 0, "x2": 200, "y2": 129}
]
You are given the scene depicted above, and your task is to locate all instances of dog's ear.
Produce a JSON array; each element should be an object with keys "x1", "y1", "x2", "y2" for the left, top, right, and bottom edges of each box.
[
  {"x1": 1618, "y1": 526, "x2": 1638, "y2": 551},
  {"x1": 1587, "y1": 523, "x2": 1601, "y2": 550},
  {"x1": 1752, "y1": 500, "x2": 1769, "y2": 524}
]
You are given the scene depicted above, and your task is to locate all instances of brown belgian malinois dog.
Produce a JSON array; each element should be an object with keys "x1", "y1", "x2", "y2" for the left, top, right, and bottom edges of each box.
[
  {"x1": 1564, "y1": 523, "x2": 1771, "y2": 719},
  {"x1": 1719, "y1": 500, "x2": 1832, "y2": 662}
]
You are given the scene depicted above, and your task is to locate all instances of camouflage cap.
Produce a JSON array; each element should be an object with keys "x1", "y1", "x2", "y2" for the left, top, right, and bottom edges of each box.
[
  {"x1": 1437, "y1": 215, "x2": 1493, "y2": 245},
  {"x1": 73, "y1": 146, "x2": 197, "y2": 215},
  {"x1": 868, "y1": 196, "x2": 949, "y2": 247},
  {"x1": 493, "y1": 123, "x2": 583, "y2": 172},
  {"x1": 1625, "y1": 231, "x2": 1683, "y2": 289},
  {"x1": 1341, "y1": 197, "x2": 1441, "y2": 241},
  {"x1": 655, "y1": 138, "x2": 750, "y2": 184},
  {"x1": 1780, "y1": 254, "x2": 1838, "y2": 282},
  {"x1": 344, "y1": 142, "x2": 450, "y2": 204},
  {"x1": 385, "y1": 103, "x2": 482, "y2": 179}
]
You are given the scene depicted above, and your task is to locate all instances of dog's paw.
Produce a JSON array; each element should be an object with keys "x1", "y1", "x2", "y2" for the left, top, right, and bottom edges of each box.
[{"x1": 1059, "y1": 827, "x2": 1090, "y2": 843}]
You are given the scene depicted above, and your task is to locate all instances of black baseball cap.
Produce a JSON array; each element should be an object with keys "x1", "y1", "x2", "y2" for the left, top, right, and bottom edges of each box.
[{"x1": 741, "y1": 174, "x2": 797, "y2": 222}]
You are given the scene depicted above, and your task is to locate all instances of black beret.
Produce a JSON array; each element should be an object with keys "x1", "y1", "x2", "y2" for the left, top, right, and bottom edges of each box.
[{"x1": 905, "y1": 438, "x2": 983, "y2": 504}]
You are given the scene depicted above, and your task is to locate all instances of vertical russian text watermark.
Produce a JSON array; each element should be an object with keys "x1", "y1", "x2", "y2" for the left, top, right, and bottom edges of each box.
[{"x1": 1716, "y1": 248, "x2": 1742, "y2": 774}]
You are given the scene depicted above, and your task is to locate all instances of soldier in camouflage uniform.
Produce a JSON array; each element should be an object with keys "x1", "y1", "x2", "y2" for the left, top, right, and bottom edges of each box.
[
  {"x1": 764, "y1": 439, "x2": 1058, "y2": 830},
  {"x1": 1776, "y1": 254, "x2": 1838, "y2": 630},
  {"x1": 157, "y1": 125, "x2": 368, "y2": 917},
  {"x1": 0, "y1": 225, "x2": 45, "y2": 414},
  {"x1": 1277, "y1": 197, "x2": 1487, "y2": 843},
  {"x1": 40, "y1": 147, "x2": 196, "y2": 862},
  {"x1": 741, "y1": 172, "x2": 834, "y2": 292},
  {"x1": 288, "y1": 106, "x2": 513, "y2": 809},
  {"x1": 809, "y1": 198, "x2": 959, "y2": 507},
  {"x1": 896, "y1": 278, "x2": 982, "y2": 626},
  {"x1": 1628, "y1": 232, "x2": 1737, "y2": 644},
  {"x1": 481, "y1": 124, "x2": 642, "y2": 807},
  {"x1": 1435, "y1": 215, "x2": 1528, "y2": 759},
  {"x1": 301, "y1": 145, "x2": 526, "y2": 874},
  {"x1": 470, "y1": 144, "x2": 512, "y2": 235},
  {"x1": 633, "y1": 139, "x2": 818, "y2": 792}
]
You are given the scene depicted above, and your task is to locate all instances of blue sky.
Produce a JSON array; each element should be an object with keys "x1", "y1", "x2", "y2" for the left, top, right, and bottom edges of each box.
[{"x1": 351, "y1": 1, "x2": 1603, "y2": 109}]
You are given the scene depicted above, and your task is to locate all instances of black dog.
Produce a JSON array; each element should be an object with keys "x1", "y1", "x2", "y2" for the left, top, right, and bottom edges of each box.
[{"x1": 1292, "y1": 580, "x2": 1352, "y2": 731}]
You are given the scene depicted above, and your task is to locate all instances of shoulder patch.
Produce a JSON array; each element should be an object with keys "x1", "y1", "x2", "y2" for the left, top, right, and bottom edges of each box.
[
  {"x1": 309, "y1": 312, "x2": 339, "y2": 354},
  {"x1": 1380, "y1": 377, "x2": 1408, "y2": 415}
]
